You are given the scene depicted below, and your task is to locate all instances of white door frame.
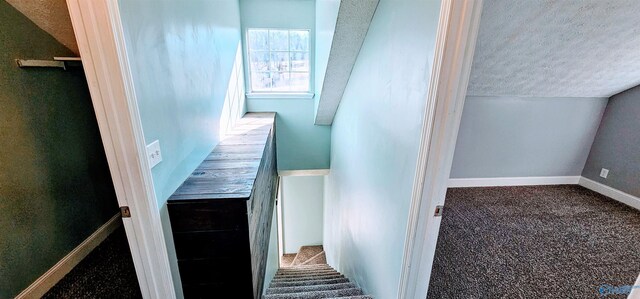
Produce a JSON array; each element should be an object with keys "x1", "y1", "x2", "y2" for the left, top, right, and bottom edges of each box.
[
  {"x1": 66, "y1": 0, "x2": 176, "y2": 298},
  {"x1": 398, "y1": 0, "x2": 484, "y2": 298}
]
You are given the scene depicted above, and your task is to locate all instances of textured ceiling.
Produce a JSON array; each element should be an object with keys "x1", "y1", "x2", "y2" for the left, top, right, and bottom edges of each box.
[
  {"x1": 315, "y1": 0, "x2": 379, "y2": 125},
  {"x1": 6, "y1": 0, "x2": 78, "y2": 54},
  {"x1": 468, "y1": 0, "x2": 640, "y2": 98}
]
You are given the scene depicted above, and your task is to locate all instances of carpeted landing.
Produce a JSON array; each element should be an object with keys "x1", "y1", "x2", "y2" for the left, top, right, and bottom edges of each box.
[
  {"x1": 428, "y1": 185, "x2": 640, "y2": 299},
  {"x1": 43, "y1": 227, "x2": 142, "y2": 298},
  {"x1": 266, "y1": 246, "x2": 372, "y2": 298}
]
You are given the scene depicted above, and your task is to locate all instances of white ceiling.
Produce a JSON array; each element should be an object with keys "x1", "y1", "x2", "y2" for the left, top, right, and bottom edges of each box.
[{"x1": 467, "y1": 0, "x2": 640, "y2": 98}]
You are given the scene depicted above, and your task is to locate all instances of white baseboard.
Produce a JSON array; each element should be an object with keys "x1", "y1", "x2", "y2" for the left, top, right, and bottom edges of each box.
[
  {"x1": 448, "y1": 176, "x2": 581, "y2": 188},
  {"x1": 578, "y1": 177, "x2": 640, "y2": 211},
  {"x1": 16, "y1": 213, "x2": 122, "y2": 298},
  {"x1": 278, "y1": 169, "x2": 330, "y2": 176}
]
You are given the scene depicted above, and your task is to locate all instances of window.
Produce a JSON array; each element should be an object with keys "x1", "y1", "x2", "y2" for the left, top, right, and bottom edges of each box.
[{"x1": 247, "y1": 29, "x2": 310, "y2": 93}]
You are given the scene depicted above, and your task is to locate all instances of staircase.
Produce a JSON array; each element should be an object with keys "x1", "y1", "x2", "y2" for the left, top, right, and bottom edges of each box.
[{"x1": 263, "y1": 246, "x2": 372, "y2": 299}]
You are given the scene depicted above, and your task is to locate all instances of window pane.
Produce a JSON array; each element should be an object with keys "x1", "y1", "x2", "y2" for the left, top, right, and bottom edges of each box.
[
  {"x1": 269, "y1": 30, "x2": 289, "y2": 51},
  {"x1": 252, "y1": 72, "x2": 272, "y2": 91},
  {"x1": 270, "y1": 52, "x2": 289, "y2": 71},
  {"x1": 248, "y1": 30, "x2": 268, "y2": 51},
  {"x1": 290, "y1": 52, "x2": 309, "y2": 71},
  {"x1": 250, "y1": 51, "x2": 270, "y2": 71},
  {"x1": 290, "y1": 72, "x2": 309, "y2": 91},
  {"x1": 290, "y1": 30, "x2": 309, "y2": 51},
  {"x1": 271, "y1": 72, "x2": 290, "y2": 92}
]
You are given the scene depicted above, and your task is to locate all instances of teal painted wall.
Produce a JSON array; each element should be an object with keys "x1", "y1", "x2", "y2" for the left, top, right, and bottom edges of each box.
[
  {"x1": 118, "y1": 1, "x2": 245, "y2": 297},
  {"x1": 247, "y1": 99, "x2": 330, "y2": 170},
  {"x1": 0, "y1": 2, "x2": 119, "y2": 297},
  {"x1": 241, "y1": 0, "x2": 331, "y2": 170},
  {"x1": 323, "y1": 0, "x2": 441, "y2": 298},
  {"x1": 282, "y1": 176, "x2": 324, "y2": 253}
]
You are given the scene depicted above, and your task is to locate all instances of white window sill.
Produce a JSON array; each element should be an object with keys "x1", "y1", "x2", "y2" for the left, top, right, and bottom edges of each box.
[{"x1": 246, "y1": 93, "x2": 315, "y2": 99}]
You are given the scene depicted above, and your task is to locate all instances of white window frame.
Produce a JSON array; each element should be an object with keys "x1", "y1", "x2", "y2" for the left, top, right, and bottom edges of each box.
[{"x1": 246, "y1": 28, "x2": 311, "y2": 94}]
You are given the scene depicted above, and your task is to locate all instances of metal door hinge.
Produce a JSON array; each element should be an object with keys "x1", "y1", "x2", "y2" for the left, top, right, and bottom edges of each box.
[
  {"x1": 434, "y1": 205, "x2": 444, "y2": 217},
  {"x1": 120, "y1": 206, "x2": 131, "y2": 218}
]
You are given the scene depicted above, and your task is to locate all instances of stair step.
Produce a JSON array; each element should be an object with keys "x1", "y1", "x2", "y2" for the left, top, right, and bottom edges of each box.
[
  {"x1": 275, "y1": 272, "x2": 340, "y2": 279},
  {"x1": 272, "y1": 274, "x2": 344, "y2": 282},
  {"x1": 270, "y1": 277, "x2": 350, "y2": 288},
  {"x1": 300, "y1": 251, "x2": 327, "y2": 265},
  {"x1": 277, "y1": 268, "x2": 334, "y2": 275},
  {"x1": 325, "y1": 296, "x2": 374, "y2": 299},
  {"x1": 291, "y1": 245, "x2": 324, "y2": 266},
  {"x1": 265, "y1": 282, "x2": 357, "y2": 295},
  {"x1": 263, "y1": 287, "x2": 364, "y2": 299},
  {"x1": 280, "y1": 263, "x2": 331, "y2": 270},
  {"x1": 281, "y1": 253, "x2": 296, "y2": 267}
]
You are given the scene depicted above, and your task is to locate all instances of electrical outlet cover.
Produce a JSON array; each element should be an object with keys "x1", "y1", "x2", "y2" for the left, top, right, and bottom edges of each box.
[{"x1": 600, "y1": 168, "x2": 609, "y2": 179}]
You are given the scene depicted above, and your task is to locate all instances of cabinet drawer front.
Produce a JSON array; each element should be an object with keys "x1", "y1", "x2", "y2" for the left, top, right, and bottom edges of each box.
[
  {"x1": 182, "y1": 283, "x2": 253, "y2": 299},
  {"x1": 178, "y1": 257, "x2": 252, "y2": 285},
  {"x1": 168, "y1": 200, "x2": 248, "y2": 232},
  {"x1": 174, "y1": 230, "x2": 250, "y2": 260}
]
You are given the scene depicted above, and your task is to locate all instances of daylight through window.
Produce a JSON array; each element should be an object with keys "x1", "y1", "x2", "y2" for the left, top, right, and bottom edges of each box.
[{"x1": 247, "y1": 29, "x2": 310, "y2": 93}]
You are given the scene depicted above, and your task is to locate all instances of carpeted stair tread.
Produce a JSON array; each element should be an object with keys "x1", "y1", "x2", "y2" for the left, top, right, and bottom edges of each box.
[
  {"x1": 263, "y1": 287, "x2": 364, "y2": 299},
  {"x1": 265, "y1": 282, "x2": 357, "y2": 295},
  {"x1": 280, "y1": 264, "x2": 331, "y2": 271},
  {"x1": 325, "y1": 296, "x2": 374, "y2": 299},
  {"x1": 272, "y1": 274, "x2": 344, "y2": 282},
  {"x1": 270, "y1": 277, "x2": 350, "y2": 288},
  {"x1": 281, "y1": 254, "x2": 296, "y2": 267},
  {"x1": 300, "y1": 251, "x2": 327, "y2": 266},
  {"x1": 276, "y1": 268, "x2": 337, "y2": 274},
  {"x1": 291, "y1": 245, "x2": 324, "y2": 266},
  {"x1": 273, "y1": 271, "x2": 340, "y2": 279},
  {"x1": 278, "y1": 266, "x2": 335, "y2": 273},
  {"x1": 278, "y1": 264, "x2": 333, "y2": 271},
  {"x1": 266, "y1": 259, "x2": 372, "y2": 298}
]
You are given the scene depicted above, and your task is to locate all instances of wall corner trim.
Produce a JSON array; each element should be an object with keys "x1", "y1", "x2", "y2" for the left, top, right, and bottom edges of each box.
[
  {"x1": 578, "y1": 177, "x2": 640, "y2": 211},
  {"x1": 278, "y1": 169, "x2": 330, "y2": 176},
  {"x1": 15, "y1": 214, "x2": 122, "y2": 299},
  {"x1": 448, "y1": 176, "x2": 581, "y2": 188}
]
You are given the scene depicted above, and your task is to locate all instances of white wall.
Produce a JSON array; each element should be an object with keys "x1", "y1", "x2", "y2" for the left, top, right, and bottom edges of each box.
[
  {"x1": 282, "y1": 176, "x2": 324, "y2": 253},
  {"x1": 450, "y1": 96, "x2": 608, "y2": 179},
  {"x1": 323, "y1": 0, "x2": 441, "y2": 298}
]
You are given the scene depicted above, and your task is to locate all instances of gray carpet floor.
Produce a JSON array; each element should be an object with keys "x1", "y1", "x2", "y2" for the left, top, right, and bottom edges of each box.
[
  {"x1": 428, "y1": 185, "x2": 640, "y2": 299},
  {"x1": 43, "y1": 227, "x2": 142, "y2": 298}
]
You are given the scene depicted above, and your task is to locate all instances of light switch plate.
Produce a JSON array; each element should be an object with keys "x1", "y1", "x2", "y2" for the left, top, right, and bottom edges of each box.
[
  {"x1": 146, "y1": 140, "x2": 162, "y2": 169},
  {"x1": 600, "y1": 168, "x2": 609, "y2": 179}
]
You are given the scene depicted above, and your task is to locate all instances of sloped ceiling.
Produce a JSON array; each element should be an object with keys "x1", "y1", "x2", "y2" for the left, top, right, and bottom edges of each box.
[
  {"x1": 315, "y1": 0, "x2": 379, "y2": 125},
  {"x1": 468, "y1": 0, "x2": 640, "y2": 98},
  {"x1": 6, "y1": 0, "x2": 78, "y2": 54}
]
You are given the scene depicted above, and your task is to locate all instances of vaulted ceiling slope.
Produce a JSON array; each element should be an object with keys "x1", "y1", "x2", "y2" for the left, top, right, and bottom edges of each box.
[
  {"x1": 468, "y1": 0, "x2": 640, "y2": 98},
  {"x1": 7, "y1": 0, "x2": 78, "y2": 54}
]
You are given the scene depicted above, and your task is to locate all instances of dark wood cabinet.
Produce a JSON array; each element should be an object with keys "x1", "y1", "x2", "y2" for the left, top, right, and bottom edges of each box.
[{"x1": 167, "y1": 113, "x2": 277, "y2": 298}]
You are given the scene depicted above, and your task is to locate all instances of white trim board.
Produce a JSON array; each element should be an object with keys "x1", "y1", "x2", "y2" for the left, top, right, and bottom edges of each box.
[
  {"x1": 398, "y1": 0, "x2": 484, "y2": 298},
  {"x1": 66, "y1": 0, "x2": 177, "y2": 297},
  {"x1": 579, "y1": 177, "x2": 640, "y2": 211},
  {"x1": 16, "y1": 214, "x2": 122, "y2": 299},
  {"x1": 278, "y1": 169, "x2": 330, "y2": 176},
  {"x1": 449, "y1": 176, "x2": 581, "y2": 188}
]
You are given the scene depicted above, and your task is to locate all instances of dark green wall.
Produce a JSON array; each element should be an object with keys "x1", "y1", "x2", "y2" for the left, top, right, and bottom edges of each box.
[{"x1": 0, "y1": 2, "x2": 119, "y2": 297}]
